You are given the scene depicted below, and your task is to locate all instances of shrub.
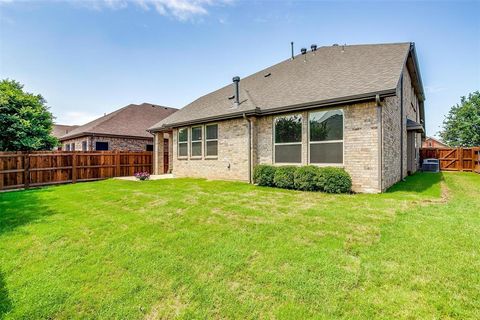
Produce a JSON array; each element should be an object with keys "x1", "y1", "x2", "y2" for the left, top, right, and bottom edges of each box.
[
  {"x1": 253, "y1": 165, "x2": 276, "y2": 186},
  {"x1": 293, "y1": 166, "x2": 320, "y2": 191},
  {"x1": 273, "y1": 166, "x2": 296, "y2": 189},
  {"x1": 316, "y1": 167, "x2": 352, "y2": 193}
]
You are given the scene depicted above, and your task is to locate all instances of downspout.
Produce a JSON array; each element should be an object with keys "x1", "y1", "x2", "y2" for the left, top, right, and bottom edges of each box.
[
  {"x1": 243, "y1": 113, "x2": 252, "y2": 183},
  {"x1": 376, "y1": 94, "x2": 383, "y2": 192},
  {"x1": 400, "y1": 73, "x2": 405, "y2": 181}
]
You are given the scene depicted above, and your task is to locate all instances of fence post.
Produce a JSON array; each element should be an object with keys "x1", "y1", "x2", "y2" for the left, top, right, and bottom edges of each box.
[
  {"x1": 24, "y1": 153, "x2": 30, "y2": 189},
  {"x1": 115, "y1": 150, "x2": 121, "y2": 177},
  {"x1": 72, "y1": 152, "x2": 77, "y2": 183}
]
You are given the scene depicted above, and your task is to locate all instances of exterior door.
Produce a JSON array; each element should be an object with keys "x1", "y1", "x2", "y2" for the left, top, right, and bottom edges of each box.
[{"x1": 163, "y1": 138, "x2": 169, "y2": 174}]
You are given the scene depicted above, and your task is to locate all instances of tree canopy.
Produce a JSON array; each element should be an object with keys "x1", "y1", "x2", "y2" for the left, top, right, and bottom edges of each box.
[
  {"x1": 439, "y1": 91, "x2": 480, "y2": 147},
  {"x1": 0, "y1": 79, "x2": 58, "y2": 151}
]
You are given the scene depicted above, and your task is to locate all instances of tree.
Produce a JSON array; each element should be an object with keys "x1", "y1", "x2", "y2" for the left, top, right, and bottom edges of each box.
[
  {"x1": 439, "y1": 91, "x2": 480, "y2": 147},
  {"x1": 0, "y1": 79, "x2": 58, "y2": 151}
]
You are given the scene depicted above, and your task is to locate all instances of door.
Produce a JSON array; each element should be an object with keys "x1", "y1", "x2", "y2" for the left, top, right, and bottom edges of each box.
[{"x1": 163, "y1": 138, "x2": 169, "y2": 174}]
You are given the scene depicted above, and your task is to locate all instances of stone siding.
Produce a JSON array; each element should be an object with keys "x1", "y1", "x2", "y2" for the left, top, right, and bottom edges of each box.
[{"x1": 62, "y1": 135, "x2": 153, "y2": 151}]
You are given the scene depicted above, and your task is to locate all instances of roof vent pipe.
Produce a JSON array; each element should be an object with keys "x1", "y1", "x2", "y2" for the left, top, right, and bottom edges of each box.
[
  {"x1": 291, "y1": 42, "x2": 294, "y2": 60},
  {"x1": 232, "y1": 76, "x2": 240, "y2": 106}
]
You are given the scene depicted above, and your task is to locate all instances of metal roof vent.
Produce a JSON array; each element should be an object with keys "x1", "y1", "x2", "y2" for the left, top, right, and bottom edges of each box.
[
  {"x1": 300, "y1": 48, "x2": 307, "y2": 54},
  {"x1": 333, "y1": 43, "x2": 339, "y2": 46},
  {"x1": 232, "y1": 76, "x2": 240, "y2": 106},
  {"x1": 311, "y1": 44, "x2": 317, "y2": 51},
  {"x1": 264, "y1": 72, "x2": 271, "y2": 78}
]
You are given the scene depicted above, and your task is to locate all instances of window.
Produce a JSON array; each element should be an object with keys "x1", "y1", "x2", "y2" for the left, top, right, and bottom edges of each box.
[
  {"x1": 190, "y1": 126, "x2": 202, "y2": 158},
  {"x1": 146, "y1": 144, "x2": 153, "y2": 151},
  {"x1": 71, "y1": 143, "x2": 75, "y2": 151},
  {"x1": 309, "y1": 109, "x2": 343, "y2": 164},
  {"x1": 65, "y1": 144, "x2": 70, "y2": 151},
  {"x1": 274, "y1": 114, "x2": 302, "y2": 163},
  {"x1": 95, "y1": 141, "x2": 109, "y2": 151},
  {"x1": 82, "y1": 141, "x2": 87, "y2": 151},
  {"x1": 205, "y1": 124, "x2": 218, "y2": 157},
  {"x1": 178, "y1": 128, "x2": 188, "y2": 158}
]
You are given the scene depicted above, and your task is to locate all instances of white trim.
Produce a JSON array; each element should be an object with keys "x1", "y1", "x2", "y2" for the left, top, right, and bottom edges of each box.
[{"x1": 307, "y1": 108, "x2": 344, "y2": 165}]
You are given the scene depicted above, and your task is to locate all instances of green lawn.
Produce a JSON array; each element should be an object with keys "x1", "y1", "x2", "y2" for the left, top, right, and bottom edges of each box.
[{"x1": 0, "y1": 173, "x2": 479, "y2": 319}]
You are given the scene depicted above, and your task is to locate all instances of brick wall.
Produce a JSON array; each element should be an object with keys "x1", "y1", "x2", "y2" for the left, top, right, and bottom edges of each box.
[{"x1": 62, "y1": 135, "x2": 153, "y2": 151}]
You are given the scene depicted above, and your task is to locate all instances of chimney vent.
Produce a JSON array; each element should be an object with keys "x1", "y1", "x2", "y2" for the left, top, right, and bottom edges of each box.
[
  {"x1": 300, "y1": 48, "x2": 307, "y2": 55},
  {"x1": 232, "y1": 76, "x2": 240, "y2": 106},
  {"x1": 311, "y1": 44, "x2": 317, "y2": 51}
]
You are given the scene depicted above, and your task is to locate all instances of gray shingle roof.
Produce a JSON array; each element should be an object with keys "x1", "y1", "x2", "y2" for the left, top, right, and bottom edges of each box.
[
  {"x1": 52, "y1": 124, "x2": 79, "y2": 139},
  {"x1": 150, "y1": 42, "x2": 412, "y2": 131},
  {"x1": 60, "y1": 103, "x2": 177, "y2": 140}
]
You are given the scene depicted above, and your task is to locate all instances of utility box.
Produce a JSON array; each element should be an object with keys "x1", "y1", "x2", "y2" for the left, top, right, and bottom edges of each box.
[{"x1": 422, "y1": 158, "x2": 440, "y2": 173}]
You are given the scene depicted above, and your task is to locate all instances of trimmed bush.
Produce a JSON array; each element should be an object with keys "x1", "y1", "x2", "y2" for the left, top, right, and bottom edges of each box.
[
  {"x1": 273, "y1": 166, "x2": 296, "y2": 189},
  {"x1": 316, "y1": 167, "x2": 352, "y2": 193},
  {"x1": 253, "y1": 165, "x2": 276, "y2": 187},
  {"x1": 293, "y1": 166, "x2": 320, "y2": 191}
]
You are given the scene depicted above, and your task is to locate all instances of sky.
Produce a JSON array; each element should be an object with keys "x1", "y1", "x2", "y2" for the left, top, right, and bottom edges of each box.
[{"x1": 1, "y1": 0, "x2": 479, "y2": 138}]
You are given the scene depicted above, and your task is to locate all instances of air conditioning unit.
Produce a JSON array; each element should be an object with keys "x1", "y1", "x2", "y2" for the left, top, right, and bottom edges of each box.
[{"x1": 422, "y1": 158, "x2": 440, "y2": 173}]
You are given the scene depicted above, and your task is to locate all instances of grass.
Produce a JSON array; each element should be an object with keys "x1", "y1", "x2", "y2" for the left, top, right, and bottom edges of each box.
[{"x1": 0, "y1": 172, "x2": 479, "y2": 319}]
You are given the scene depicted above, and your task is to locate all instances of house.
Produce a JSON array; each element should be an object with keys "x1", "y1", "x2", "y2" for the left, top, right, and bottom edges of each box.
[
  {"x1": 52, "y1": 124, "x2": 79, "y2": 139},
  {"x1": 422, "y1": 136, "x2": 449, "y2": 148},
  {"x1": 60, "y1": 103, "x2": 177, "y2": 152},
  {"x1": 149, "y1": 43, "x2": 425, "y2": 193}
]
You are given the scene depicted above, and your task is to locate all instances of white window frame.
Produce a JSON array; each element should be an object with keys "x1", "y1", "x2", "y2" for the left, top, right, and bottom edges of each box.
[
  {"x1": 307, "y1": 108, "x2": 344, "y2": 166},
  {"x1": 273, "y1": 113, "x2": 303, "y2": 165},
  {"x1": 177, "y1": 127, "x2": 189, "y2": 160},
  {"x1": 205, "y1": 123, "x2": 219, "y2": 159},
  {"x1": 190, "y1": 125, "x2": 203, "y2": 159}
]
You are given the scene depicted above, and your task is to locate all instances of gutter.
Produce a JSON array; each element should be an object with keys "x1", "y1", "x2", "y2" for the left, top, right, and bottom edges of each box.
[
  {"x1": 150, "y1": 90, "x2": 397, "y2": 132},
  {"x1": 376, "y1": 94, "x2": 383, "y2": 192},
  {"x1": 243, "y1": 113, "x2": 252, "y2": 184}
]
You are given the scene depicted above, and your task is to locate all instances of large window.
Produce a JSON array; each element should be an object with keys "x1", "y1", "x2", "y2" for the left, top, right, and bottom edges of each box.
[
  {"x1": 205, "y1": 124, "x2": 218, "y2": 157},
  {"x1": 178, "y1": 128, "x2": 188, "y2": 158},
  {"x1": 274, "y1": 114, "x2": 302, "y2": 163},
  {"x1": 309, "y1": 109, "x2": 343, "y2": 164},
  {"x1": 82, "y1": 141, "x2": 87, "y2": 151},
  {"x1": 191, "y1": 126, "x2": 203, "y2": 158},
  {"x1": 95, "y1": 141, "x2": 109, "y2": 151}
]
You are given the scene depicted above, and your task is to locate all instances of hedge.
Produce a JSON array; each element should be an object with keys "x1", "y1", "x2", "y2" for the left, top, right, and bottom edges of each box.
[
  {"x1": 253, "y1": 165, "x2": 276, "y2": 186},
  {"x1": 293, "y1": 166, "x2": 320, "y2": 191},
  {"x1": 316, "y1": 167, "x2": 352, "y2": 193},
  {"x1": 273, "y1": 166, "x2": 296, "y2": 189}
]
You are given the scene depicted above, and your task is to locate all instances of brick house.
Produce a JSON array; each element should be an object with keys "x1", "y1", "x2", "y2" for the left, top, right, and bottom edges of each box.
[
  {"x1": 60, "y1": 103, "x2": 177, "y2": 152},
  {"x1": 422, "y1": 136, "x2": 449, "y2": 148},
  {"x1": 149, "y1": 43, "x2": 425, "y2": 193}
]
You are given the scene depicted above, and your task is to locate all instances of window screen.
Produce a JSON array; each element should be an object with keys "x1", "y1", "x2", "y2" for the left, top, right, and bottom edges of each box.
[
  {"x1": 191, "y1": 126, "x2": 202, "y2": 157},
  {"x1": 274, "y1": 114, "x2": 302, "y2": 163},
  {"x1": 178, "y1": 128, "x2": 188, "y2": 157},
  {"x1": 95, "y1": 141, "x2": 109, "y2": 151},
  {"x1": 205, "y1": 124, "x2": 218, "y2": 157},
  {"x1": 309, "y1": 110, "x2": 343, "y2": 164}
]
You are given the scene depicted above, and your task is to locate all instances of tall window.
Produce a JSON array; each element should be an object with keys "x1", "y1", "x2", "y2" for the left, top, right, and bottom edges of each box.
[
  {"x1": 205, "y1": 124, "x2": 218, "y2": 157},
  {"x1": 65, "y1": 144, "x2": 70, "y2": 151},
  {"x1": 274, "y1": 114, "x2": 302, "y2": 163},
  {"x1": 178, "y1": 128, "x2": 188, "y2": 158},
  {"x1": 71, "y1": 143, "x2": 75, "y2": 151},
  {"x1": 309, "y1": 109, "x2": 343, "y2": 164},
  {"x1": 190, "y1": 126, "x2": 203, "y2": 158},
  {"x1": 82, "y1": 141, "x2": 87, "y2": 151}
]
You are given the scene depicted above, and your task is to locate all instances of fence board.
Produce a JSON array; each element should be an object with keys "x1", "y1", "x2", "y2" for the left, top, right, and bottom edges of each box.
[
  {"x1": 421, "y1": 147, "x2": 480, "y2": 173},
  {"x1": 0, "y1": 151, "x2": 153, "y2": 190}
]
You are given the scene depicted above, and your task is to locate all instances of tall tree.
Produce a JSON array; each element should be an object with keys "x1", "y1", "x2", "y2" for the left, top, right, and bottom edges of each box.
[
  {"x1": 439, "y1": 91, "x2": 480, "y2": 147},
  {"x1": 0, "y1": 79, "x2": 58, "y2": 151}
]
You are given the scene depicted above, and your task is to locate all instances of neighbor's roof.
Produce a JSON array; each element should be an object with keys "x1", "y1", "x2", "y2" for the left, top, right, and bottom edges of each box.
[
  {"x1": 60, "y1": 103, "x2": 177, "y2": 141},
  {"x1": 52, "y1": 124, "x2": 79, "y2": 139},
  {"x1": 150, "y1": 42, "x2": 423, "y2": 131}
]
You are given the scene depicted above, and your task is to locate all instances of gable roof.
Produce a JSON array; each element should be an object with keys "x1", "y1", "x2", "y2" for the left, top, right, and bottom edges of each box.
[
  {"x1": 52, "y1": 124, "x2": 79, "y2": 139},
  {"x1": 60, "y1": 103, "x2": 177, "y2": 141},
  {"x1": 150, "y1": 42, "x2": 422, "y2": 131}
]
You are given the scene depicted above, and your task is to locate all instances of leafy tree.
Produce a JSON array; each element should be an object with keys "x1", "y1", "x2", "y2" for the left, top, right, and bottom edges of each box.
[
  {"x1": 0, "y1": 79, "x2": 58, "y2": 151},
  {"x1": 439, "y1": 91, "x2": 480, "y2": 147}
]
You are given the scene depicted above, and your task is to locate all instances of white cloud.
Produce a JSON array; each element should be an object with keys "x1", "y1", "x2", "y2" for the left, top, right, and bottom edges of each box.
[
  {"x1": 425, "y1": 85, "x2": 447, "y2": 94},
  {"x1": 79, "y1": 0, "x2": 230, "y2": 21}
]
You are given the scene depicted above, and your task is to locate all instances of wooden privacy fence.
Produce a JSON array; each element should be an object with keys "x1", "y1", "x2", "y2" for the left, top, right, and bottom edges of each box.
[
  {"x1": 0, "y1": 151, "x2": 153, "y2": 190},
  {"x1": 420, "y1": 147, "x2": 480, "y2": 173}
]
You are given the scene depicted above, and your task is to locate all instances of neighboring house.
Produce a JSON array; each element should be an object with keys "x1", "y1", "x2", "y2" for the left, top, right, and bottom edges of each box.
[
  {"x1": 60, "y1": 103, "x2": 177, "y2": 152},
  {"x1": 51, "y1": 124, "x2": 79, "y2": 150},
  {"x1": 149, "y1": 43, "x2": 425, "y2": 193},
  {"x1": 422, "y1": 136, "x2": 449, "y2": 148}
]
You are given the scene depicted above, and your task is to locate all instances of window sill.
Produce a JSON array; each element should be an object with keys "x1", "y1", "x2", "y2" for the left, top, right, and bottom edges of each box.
[
  {"x1": 178, "y1": 157, "x2": 188, "y2": 160},
  {"x1": 189, "y1": 156, "x2": 203, "y2": 160},
  {"x1": 205, "y1": 156, "x2": 218, "y2": 160}
]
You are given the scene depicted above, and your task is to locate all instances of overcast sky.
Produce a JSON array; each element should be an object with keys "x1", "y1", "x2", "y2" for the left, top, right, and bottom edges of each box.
[{"x1": 1, "y1": 0, "x2": 479, "y2": 138}]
